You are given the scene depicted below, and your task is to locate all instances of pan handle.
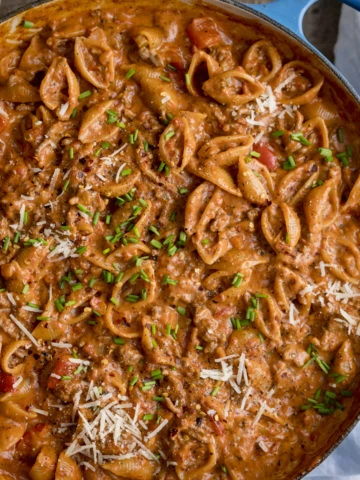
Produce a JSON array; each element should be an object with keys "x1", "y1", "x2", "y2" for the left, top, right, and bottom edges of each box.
[{"x1": 244, "y1": 0, "x2": 317, "y2": 41}]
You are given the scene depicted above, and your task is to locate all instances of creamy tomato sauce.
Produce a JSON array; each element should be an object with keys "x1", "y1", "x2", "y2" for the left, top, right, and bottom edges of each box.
[{"x1": 0, "y1": 0, "x2": 359, "y2": 479}]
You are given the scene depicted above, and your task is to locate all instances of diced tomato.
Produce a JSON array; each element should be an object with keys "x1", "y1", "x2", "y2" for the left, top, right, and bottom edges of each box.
[
  {"x1": 253, "y1": 143, "x2": 277, "y2": 171},
  {"x1": 47, "y1": 355, "x2": 75, "y2": 389},
  {"x1": 0, "y1": 370, "x2": 15, "y2": 393},
  {"x1": 187, "y1": 17, "x2": 226, "y2": 49}
]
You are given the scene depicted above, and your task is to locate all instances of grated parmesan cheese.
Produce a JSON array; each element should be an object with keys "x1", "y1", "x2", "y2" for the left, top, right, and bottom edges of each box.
[
  {"x1": 9, "y1": 314, "x2": 39, "y2": 347},
  {"x1": 144, "y1": 418, "x2": 168, "y2": 441}
]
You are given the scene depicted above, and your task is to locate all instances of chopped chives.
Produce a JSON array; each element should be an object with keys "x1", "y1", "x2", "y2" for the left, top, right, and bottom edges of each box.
[
  {"x1": 272, "y1": 130, "x2": 284, "y2": 138},
  {"x1": 159, "y1": 75, "x2": 171, "y2": 82},
  {"x1": 78, "y1": 90, "x2": 92, "y2": 100},
  {"x1": 178, "y1": 187, "x2": 189, "y2": 194},
  {"x1": 290, "y1": 132, "x2": 311, "y2": 146},
  {"x1": 211, "y1": 385, "x2": 220, "y2": 396},
  {"x1": 167, "y1": 245, "x2": 177, "y2": 257},
  {"x1": 69, "y1": 147, "x2": 74, "y2": 159},
  {"x1": 106, "y1": 109, "x2": 118, "y2": 124},
  {"x1": 72, "y1": 283, "x2": 82, "y2": 292},
  {"x1": 149, "y1": 225, "x2": 160, "y2": 236},
  {"x1": 89, "y1": 277, "x2": 96, "y2": 288},
  {"x1": 195, "y1": 345, "x2": 204, "y2": 351},
  {"x1": 158, "y1": 161, "x2": 166, "y2": 172},
  {"x1": 337, "y1": 152, "x2": 349, "y2": 166},
  {"x1": 167, "y1": 64, "x2": 177, "y2": 71},
  {"x1": 121, "y1": 168, "x2": 132, "y2": 177},
  {"x1": 126, "y1": 294, "x2": 140, "y2": 303},
  {"x1": 134, "y1": 129, "x2": 139, "y2": 142},
  {"x1": 232, "y1": 273, "x2": 244, "y2": 288},
  {"x1": 77, "y1": 204, "x2": 92, "y2": 216},
  {"x1": 126, "y1": 68, "x2": 136, "y2": 79},
  {"x1": 282, "y1": 156, "x2": 296, "y2": 170},
  {"x1": 185, "y1": 73, "x2": 190, "y2": 85},
  {"x1": 130, "y1": 376, "x2": 138, "y2": 386},
  {"x1": 150, "y1": 239, "x2": 162, "y2": 249},
  {"x1": 105, "y1": 214, "x2": 112, "y2": 225},
  {"x1": 65, "y1": 300, "x2": 76, "y2": 307},
  {"x1": 22, "y1": 20, "x2": 34, "y2": 28},
  {"x1": 110, "y1": 297, "x2": 119, "y2": 306},
  {"x1": 202, "y1": 238, "x2": 210, "y2": 245},
  {"x1": 3, "y1": 236, "x2": 10, "y2": 252},
  {"x1": 71, "y1": 108, "x2": 77, "y2": 118},
  {"x1": 113, "y1": 337, "x2": 125, "y2": 345},
  {"x1": 143, "y1": 140, "x2": 149, "y2": 152},
  {"x1": 337, "y1": 127, "x2": 344, "y2": 143},
  {"x1": 37, "y1": 316, "x2": 49, "y2": 321},
  {"x1": 346, "y1": 144, "x2": 352, "y2": 157},
  {"x1": 176, "y1": 306, "x2": 186, "y2": 315},
  {"x1": 250, "y1": 150, "x2": 261, "y2": 158},
  {"x1": 14, "y1": 232, "x2": 20, "y2": 244},
  {"x1": 164, "y1": 130, "x2": 175, "y2": 141},
  {"x1": 162, "y1": 275, "x2": 178, "y2": 286},
  {"x1": 76, "y1": 246, "x2": 86, "y2": 254},
  {"x1": 22, "y1": 284, "x2": 29, "y2": 294},
  {"x1": 152, "y1": 396, "x2": 164, "y2": 402},
  {"x1": 92, "y1": 211, "x2": 100, "y2": 226},
  {"x1": 151, "y1": 324, "x2": 156, "y2": 335},
  {"x1": 140, "y1": 269, "x2": 150, "y2": 282},
  {"x1": 143, "y1": 413, "x2": 154, "y2": 421}
]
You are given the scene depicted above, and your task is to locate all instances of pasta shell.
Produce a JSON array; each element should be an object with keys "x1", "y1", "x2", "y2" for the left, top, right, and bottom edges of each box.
[
  {"x1": 189, "y1": 159, "x2": 242, "y2": 197},
  {"x1": 78, "y1": 100, "x2": 120, "y2": 144},
  {"x1": 186, "y1": 50, "x2": 219, "y2": 96},
  {"x1": 303, "y1": 167, "x2": 340, "y2": 233},
  {"x1": 198, "y1": 134, "x2": 253, "y2": 167},
  {"x1": 237, "y1": 156, "x2": 271, "y2": 205},
  {"x1": 29, "y1": 446, "x2": 58, "y2": 480},
  {"x1": 261, "y1": 202, "x2": 301, "y2": 252},
  {"x1": 342, "y1": 172, "x2": 360, "y2": 214},
  {"x1": 0, "y1": 417, "x2": 26, "y2": 451},
  {"x1": 185, "y1": 185, "x2": 230, "y2": 264},
  {"x1": 242, "y1": 40, "x2": 282, "y2": 82},
  {"x1": 40, "y1": 57, "x2": 79, "y2": 120},
  {"x1": 159, "y1": 111, "x2": 206, "y2": 172},
  {"x1": 274, "y1": 265, "x2": 306, "y2": 311},
  {"x1": 185, "y1": 182, "x2": 215, "y2": 236},
  {"x1": 130, "y1": 64, "x2": 189, "y2": 115},
  {"x1": 0, "y1": 74, "x2": 40, "y2": 103},
  {"x1": 55, "y1": 451, "x2": 82, "y2": 480},
  {"x1": 102, "y1": 457, "x2": 156, "y2": 479},
  {"x1": 276, "y1": 161, "x2": 320, "y2": 206},
  {"x1": 74, "y1": 27, "x2": 114, "y2": 89},
  {"x1": 272, "y1": 60, "x2": 324, "y2": 105},
  {"x1": 202, "y1": 66, "x2": 265, "y2": 105},
  {"x1": 322, "y1": 235, "x2": 360, "y2": 284},
  {"x1": 19, "y1": 35, "x2": 54, "y2": 75},
  {"x1": 176, "y1": 437, "x2": 217, "y2": 480},
  {"x1": 332, "y1": 340, "x2": 357, "y2": 386},
  {"x1": 254, "y1": 293, "x2": 282, "y2": 344},
  {"x1": 0, "y1": 49, "x2": 21, "y2": 82}
]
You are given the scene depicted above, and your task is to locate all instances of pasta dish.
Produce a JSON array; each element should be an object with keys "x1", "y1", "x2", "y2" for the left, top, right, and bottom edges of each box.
[{"x1": 0, "y1": 0, "x2": 359, "y2": 478}]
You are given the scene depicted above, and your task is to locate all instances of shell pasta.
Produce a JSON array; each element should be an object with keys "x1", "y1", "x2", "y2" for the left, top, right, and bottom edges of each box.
[{"x1": 0, "y1": 0, "x2": 359, "y2": 479}]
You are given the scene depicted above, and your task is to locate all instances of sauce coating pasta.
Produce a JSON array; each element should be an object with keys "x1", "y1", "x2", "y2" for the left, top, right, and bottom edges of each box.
[{"x1": 0, "y1": 0, "x2": 359, "y2": 479}]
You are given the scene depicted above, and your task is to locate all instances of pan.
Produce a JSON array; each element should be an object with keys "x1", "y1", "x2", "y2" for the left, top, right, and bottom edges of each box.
[{"x1": 0, "y1": 0, "x2": 359, "y2": 479}]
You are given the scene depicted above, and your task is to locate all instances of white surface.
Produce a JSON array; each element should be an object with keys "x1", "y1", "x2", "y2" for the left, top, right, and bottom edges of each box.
[{"x1": 306, "y1": 5, "x2": 360, "y2": 479}]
